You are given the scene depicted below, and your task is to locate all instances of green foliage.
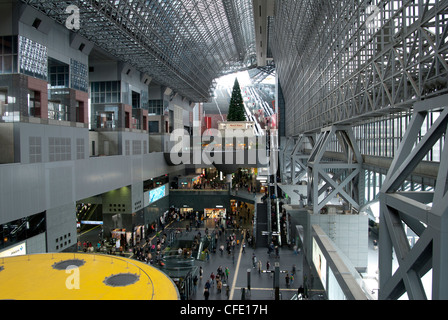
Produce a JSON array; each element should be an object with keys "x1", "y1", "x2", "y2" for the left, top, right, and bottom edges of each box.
[{"x1": 227, "y1": 78, "x2": 246, "y2": 121}]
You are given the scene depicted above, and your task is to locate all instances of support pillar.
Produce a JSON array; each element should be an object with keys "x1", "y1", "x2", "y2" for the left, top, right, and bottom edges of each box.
[
  {"x1": 291, "y1": 134, "x2": 315, "y2": 185},
  {"x1": 279, "y1": 137, "x2": 294, "y2": 184},
  {"x1": 379, "y1": 94, "x2": 448, "y2": 300},
  {"x1": 307, "y1": 126, "x2": 363, "y2": 214}
]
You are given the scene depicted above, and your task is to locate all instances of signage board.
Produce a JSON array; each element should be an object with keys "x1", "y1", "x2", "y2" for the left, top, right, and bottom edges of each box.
[{"x1": 0, "y1": 242, "x2": 26, "y2": 258}]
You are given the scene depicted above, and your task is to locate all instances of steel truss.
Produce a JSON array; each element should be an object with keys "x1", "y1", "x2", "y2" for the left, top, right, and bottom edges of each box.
[
  {"x1": 279, "y1": 137, "x2": 294, "y2": 184},
  {"x1": 247, "y1": 62, "x2": 276, "y2": 84},
  {"x1": 279, "y1": 134, "x2": 316, "y2": 185},
  {"x1": 307, "y1": 126, "x2": 364, "y2": 215},
  {"x1": 271, "y1": 0, "x2": 448, "y2": 136},
  {"x1": 379, "y1": 94, "x2": 448, "y2": 300},
  {"x1": 22, "y1": 0, "x2": 257, "y2": 102}
]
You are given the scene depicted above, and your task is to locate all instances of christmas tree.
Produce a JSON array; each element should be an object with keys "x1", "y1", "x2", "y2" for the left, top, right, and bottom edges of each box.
[{"x1": 227, "y1": 78, "x2": 246, "y2": 121}]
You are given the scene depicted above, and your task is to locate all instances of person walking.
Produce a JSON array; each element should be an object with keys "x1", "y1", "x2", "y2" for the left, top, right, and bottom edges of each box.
[
  {"x1": 204, "y1": 288, "x2": 210, "y2": 300},
  {"x1": 217, "y1": 279, "x2": 222, "y2": 293},
  {"x1": 298, "y1": 285, "x2": 305, "y2": 299},
  {"x1": 205, "y1": 280, "x2": 211, "y2": 291},
  {"x1": 225, "y1": 266, "x2": 230, "y2": 282}
]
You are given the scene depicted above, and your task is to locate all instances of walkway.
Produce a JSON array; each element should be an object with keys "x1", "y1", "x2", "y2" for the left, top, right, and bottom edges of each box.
[{"x1": 76, "y1": 216, "x2": 323, "y2": 300}]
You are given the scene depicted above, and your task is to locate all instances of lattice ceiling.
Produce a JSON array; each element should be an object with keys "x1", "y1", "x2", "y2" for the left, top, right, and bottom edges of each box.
[{"x1": 23, "y1": 0, "x2": 258, "y2": 102}]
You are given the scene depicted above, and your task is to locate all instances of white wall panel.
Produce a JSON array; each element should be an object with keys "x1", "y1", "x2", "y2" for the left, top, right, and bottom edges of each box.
[{"x1": 0, "y1": 150, "x2": 183, "y2": 224}]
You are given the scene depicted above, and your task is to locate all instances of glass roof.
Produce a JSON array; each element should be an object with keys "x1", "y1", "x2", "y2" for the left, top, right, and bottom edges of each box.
[{"x1": 23, "y1": 0, "x2": 257, "y2": 102}]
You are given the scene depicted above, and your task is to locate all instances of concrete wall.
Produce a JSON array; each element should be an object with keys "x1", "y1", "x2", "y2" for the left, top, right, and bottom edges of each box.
[
  {"x1": 88, "y1": 60, "x2": 150, "y2": 109},
  {"x1": 287, "y1": 206, "x2": 368, "y2": 272},
  {"x1": 0, "y1": 123, "x2": 14, "y2": 163},
  {"x1": 102, "y1": 186, "x2": 132, "y2": 214},
  {"x1": 18, "y1": 6, "x2": 88, "y2": 67},
  {"x1": 0, "y1": 1, "x2": 17, "y2": 36},
  {"x1": 46, "y1": 202, "x2": 77, "y2": 252},
  {"x1": 0, "y1": 143, "x2": 184, "y2": 225},
  {"x1": 14, "y1": 122, "x2": 89, "y2": 164},
  {"x1": 310, "y1": 213, "x2": 368, "y2": 272},
  {"x1": 25, "y1": 232, "x2": 46, "y2": 254}
]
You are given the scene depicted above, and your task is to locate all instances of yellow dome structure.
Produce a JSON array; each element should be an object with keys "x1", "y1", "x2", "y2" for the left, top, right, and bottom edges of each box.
[{"x1": 0, "y1": 253, "x2": 179, "y2": 300}]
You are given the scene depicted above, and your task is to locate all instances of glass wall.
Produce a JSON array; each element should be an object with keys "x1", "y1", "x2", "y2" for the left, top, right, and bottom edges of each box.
[
  {"x1": 90, "y1": 81, "x2": 122, "y2": 129},
  {"x1": 353, "y1": 110, "x2": 443, "y2": 162},
  {"x1": 315, "y1": 110, "x2": 441, "y2": 204},
  {"x1": 148, "y1": 99, "x2": 167, "y2": 115},
  {"x1": 48, "y1": 102, "x2": 69, "y2": 121},
  {"x1": 93, "y1": 105, "x2": 119, "y2": 129},
  {"x1": 19, "y1": 35, "x2": 47, "y2": 80},
  {"x1": 70, "y1": 58, "x2": 88, "y2": 92},
  {"x1": 0, "y1": 36, "x2": 18, "y2": 75},
  {"x1": 324, "y1": 110, "x2": 443, "y2": 163},
  {"x1": 90, "y1": 81, "x2": 121, "y2": 104},
  {"x1": 48, "y1": 59, "x2": 69, "y2": 88}
]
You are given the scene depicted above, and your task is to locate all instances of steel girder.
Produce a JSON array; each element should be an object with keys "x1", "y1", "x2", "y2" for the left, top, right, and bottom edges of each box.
[
  {"x1": 248, "y1": 62, "x2": 276, "y2": 84},
  {"x1": 307, "y1": 126, "x2": 364, "y2": 215},
  {"x1": 279, "y1": 137, "x2": 293, "y2": 184},
  {"x1": 280, "y1": 134, "x2": 316, "y2": 185},
  {"x1": 379, "y1": 94, "x2": 448, "y2": 300},
  {"x1": 271, "y1": 0, "x2": 448, "y2": 136},
  {"x1": 22, "y1": 0, "x2": 257, "y2": 102},
  {"x1": 290, "y1": 135, "x2": 312, "y2": 185},
  {"x1": 279, "y1": 135, "x2": 314, "y2": 185}
]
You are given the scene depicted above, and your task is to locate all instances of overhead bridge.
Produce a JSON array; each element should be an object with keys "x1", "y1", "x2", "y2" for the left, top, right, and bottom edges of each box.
[{"x1": 164, "y1": 149, "x2": 271, "y2": 174}]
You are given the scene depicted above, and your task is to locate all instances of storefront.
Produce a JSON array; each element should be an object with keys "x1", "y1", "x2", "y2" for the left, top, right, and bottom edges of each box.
[
  {"x1": 205, "y1": 207, "x2": 226, "y2": 221},
  {"x1": 178, "y1": 175, "x2": 201, "y2": 189},
  {"x1": 111, "y1": 228, "x2": 130, "y2": 247},
  {"x1": 180, "y1": 207, "x2": 194, "y2": 216},
  {"x1": 133, "y1": 225, "x2": 145, "y2": 246}
]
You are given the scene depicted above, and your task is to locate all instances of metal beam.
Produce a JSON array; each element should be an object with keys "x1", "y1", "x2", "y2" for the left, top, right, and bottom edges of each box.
[
  {"x1": 379, "y1": 95, "x2": 448, "y2": 300},
  {"x1": 272, "y1": 0, "x2": 448, "y2": 135},
  {"x1": 307, "y1": 126, "x2": 363, "y2": 214}
]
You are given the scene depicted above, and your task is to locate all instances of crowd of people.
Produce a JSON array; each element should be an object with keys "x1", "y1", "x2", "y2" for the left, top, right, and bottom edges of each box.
[
  {"x1": 76, "y1": 174, "x2": 308, "y2": 300},
  {"x1": 201, "y1": 264, "x2": 232, "y2": 300}
]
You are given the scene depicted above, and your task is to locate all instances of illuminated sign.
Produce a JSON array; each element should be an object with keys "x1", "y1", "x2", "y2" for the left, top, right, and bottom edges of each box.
[
  {"x1": 144, "y1": 184, "x2": 168, "y2": 207},
  {"x1": 150, "y1": 185, "x2": 166, "y2": 203},
  {"x1": 81, "y1": 221, "x2": 103, "y2": 225},
  {"x1": 0, "y1": 242, "x2": 26, "y2": 258}
]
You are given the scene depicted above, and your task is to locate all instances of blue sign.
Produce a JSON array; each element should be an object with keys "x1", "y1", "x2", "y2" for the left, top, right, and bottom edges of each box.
[{"x1": 149, "y1": 185, "x2": 166, "y2": 203}]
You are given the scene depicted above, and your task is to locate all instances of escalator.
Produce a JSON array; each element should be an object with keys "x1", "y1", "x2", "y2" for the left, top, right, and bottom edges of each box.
[
  {"x1": 76, "y1": 204, "x2": 91, "y2": 222},
  {"x1": 1, "y1": 212, "x2": 46, "y2": 247},
  {"x1": 255, "y1": 202, "x2": 268, "y2": 248},
  {"x1": 77, "y1": 204, "x2": 100, "y2": 231}
]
